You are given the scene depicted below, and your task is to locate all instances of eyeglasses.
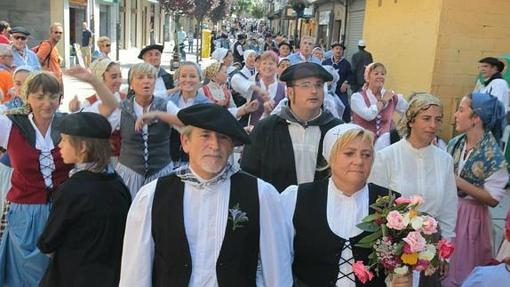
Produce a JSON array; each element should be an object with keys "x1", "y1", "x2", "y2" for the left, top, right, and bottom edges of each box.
[
  {"x1": 292, "y1": 81, "x2": 324, "y2": 90},
  {"x1": 13, "y1": 36, "x2": 27, "y2": 40}
]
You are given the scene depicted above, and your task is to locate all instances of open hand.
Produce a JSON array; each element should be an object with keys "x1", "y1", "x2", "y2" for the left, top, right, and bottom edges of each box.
[
  {"x1": 68, "y1": 95, "x2": 80, "y2": 112},
  {"x1": 65, "y1": 66, "x2": 97, "y2": 83}
]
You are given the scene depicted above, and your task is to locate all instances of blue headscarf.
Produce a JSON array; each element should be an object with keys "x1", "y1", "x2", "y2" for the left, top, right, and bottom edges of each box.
[{"x1": 471, "y1": 92, "x2": 505, "y2": 131}]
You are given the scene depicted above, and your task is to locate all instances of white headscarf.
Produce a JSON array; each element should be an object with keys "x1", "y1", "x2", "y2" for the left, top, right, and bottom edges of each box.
[{"x1": 322, "y1": 123, "x2": 364, "y2": 164}]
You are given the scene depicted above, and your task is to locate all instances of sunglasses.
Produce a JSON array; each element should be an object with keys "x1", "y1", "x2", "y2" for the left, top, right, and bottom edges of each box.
[
  {"x1": 53, "y1": 31, "x2": 63, "y2": 34},
  {"x1": 105, "y1": 44, "x2": 111, "y2": 47},
  {"x1": 13, "y1": 36, "x2": 27, "y2": 40}
]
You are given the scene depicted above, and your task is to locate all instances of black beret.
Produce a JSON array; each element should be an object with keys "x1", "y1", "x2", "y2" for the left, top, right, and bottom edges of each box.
[
  {"x1": 56, "y1": 112, "x2": 111, "y2": 139},
  {"x1": 280, "y1": 62, "x2": 333, "y2": 84},
  {"x1": 177, "y1": 103, "x2": 250, "y2": 146},
  {"x1": 330, "y1": 41, "x2": 345, "y2": 49},
  {"x1": 138, "y1": 44, "x2": 164, "y2": 59},
  {"x1": 10, "y1": 26, "x2": 30, "y2": 36}
]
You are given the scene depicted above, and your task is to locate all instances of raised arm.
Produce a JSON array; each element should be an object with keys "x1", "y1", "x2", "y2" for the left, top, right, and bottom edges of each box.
[{"x1": 64, "y1": 66, "x2": 118, "y2": 117}]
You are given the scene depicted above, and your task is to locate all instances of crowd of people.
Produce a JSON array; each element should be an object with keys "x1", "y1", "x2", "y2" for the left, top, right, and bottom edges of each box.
[{"x1": 0, "y1": 18, "x2": 509, "y2": 287}]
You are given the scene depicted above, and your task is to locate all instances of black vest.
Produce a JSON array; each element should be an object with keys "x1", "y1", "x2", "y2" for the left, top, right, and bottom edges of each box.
[
  {"x1": 233, "y1": 41, "x2": 244, "y2": 64},
  {"x1": 292, "y1": 179, "x2": 391, "y2": 287},
  {"x1": 151, "y1": 171, "x2": 260, "y2": 287}
]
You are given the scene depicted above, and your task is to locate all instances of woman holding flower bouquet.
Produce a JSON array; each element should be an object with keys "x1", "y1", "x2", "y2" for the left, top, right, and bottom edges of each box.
[
  {"x1": 281, "y1": 123, "x2": 412, "y2": 287},
  {"x1": 443, "y1": 93, "x2": 509, "y2": 287},
  {"x1": 368, "y1": 94, "x2": 458, "y2": 286}
]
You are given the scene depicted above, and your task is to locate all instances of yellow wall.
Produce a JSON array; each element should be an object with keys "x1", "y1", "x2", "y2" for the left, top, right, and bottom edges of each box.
[
  {"x1": 432, "y1": 0, "x2": 510, "y2": 138},
  {"x1": 363, "y1": 0, "x2": 443, "y2": 97},
  {"x1": 363, "y1": 0, "x2": 510, "y2": 139}
]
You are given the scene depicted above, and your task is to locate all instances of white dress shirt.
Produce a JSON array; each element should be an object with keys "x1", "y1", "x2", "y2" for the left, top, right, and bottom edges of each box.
[
  {"x1": 119, "y1": 168, "x2": 293, "y2": 287},
  {"x1": 281, "y1": 180, "x2": 369, "y2": 287},
  {"x1": 369, "y1": 139, "x2": 458, "y2": 239},
  {"x1": 288, "y1": 122, "x2": 321, "y2": 184},
  {"x1": 475, "y1": 78, "x2": 510, "y2": 112},
  {"x1": 351, "y1": 88, "x2": 408, "y2": 121}
]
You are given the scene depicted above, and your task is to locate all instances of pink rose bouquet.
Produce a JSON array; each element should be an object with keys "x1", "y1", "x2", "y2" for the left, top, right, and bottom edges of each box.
[{"x1": 353, "y1": 194, "x2": 454, "y2": 282}]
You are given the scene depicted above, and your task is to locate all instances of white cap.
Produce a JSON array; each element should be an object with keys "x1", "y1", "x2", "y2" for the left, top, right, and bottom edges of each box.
[
  {"x1": 322, "y1": 123, "x2": 364, "y2": 163},
  {"x1": 358, "y1": 39, "x2": 366, "y2": 47},
  {"x1": 211, "y1": 48, "x2": 229, "y2": 62},
  {"x1": 243, "y1": 50, "x2": 257, "y2": 62}
]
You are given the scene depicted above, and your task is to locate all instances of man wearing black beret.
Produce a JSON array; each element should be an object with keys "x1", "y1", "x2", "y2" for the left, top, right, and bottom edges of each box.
[
  {"x1": 119, "y1": 103, "x2": 293, "y2": 287},
  {"x1": 322, "y1": 41, "x2": 353, "y2": 122},
  {"x1": 137, "y1": 44, "x2": 177, "y2": 98},
  {"x1": 241, "y1": 62, "x2": 343, "y2": 192}
]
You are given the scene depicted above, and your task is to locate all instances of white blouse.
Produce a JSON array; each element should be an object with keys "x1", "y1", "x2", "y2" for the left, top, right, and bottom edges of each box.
[
  {"x1": 369, "y1": 139, "x2": 458, "y2": 239},
  {"x1": 351, "y1": 88, "x2": 408, "y2": 121}
]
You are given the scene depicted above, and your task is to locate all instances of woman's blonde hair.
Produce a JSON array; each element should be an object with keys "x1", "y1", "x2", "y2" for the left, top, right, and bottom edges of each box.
[
  {"x1": 8, "y1": 71, "x2": 61, "y2": 115},
  {"x1": 398, "y1": 93, "x2": 442, "y2": 138},
  {"x1": 259, "y1": 50, "x2": 278, "y2": 63},
  {"x1": 328, "y1": 128, "x2": 374, "y2": 166},
  {"x1": 204, "y1": 62, "x2": 224, "y2": 80},
  {"x1": 64, "y1": 134, "x2": 112, "y2": 172},
  {"x1": 364, "y1": 62, "x2": 386, "y2": 83},
  {"x1": 128, "y1": 63, "x2": 157, "y2": 87},
  {"x1": 97, "y1": 36, "x2": 111, "y2": 47},
  {"x1": 174, "y1": 61, "x2": 203, "y2": 81}
]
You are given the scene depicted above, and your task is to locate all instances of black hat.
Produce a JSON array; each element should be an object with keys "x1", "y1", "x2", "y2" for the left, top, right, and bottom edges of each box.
[
  {"x1": 56, "y1": 112, "x2": 111, "y2": 139},
  {"x1": 237, "y1": 34, "x2": 246, "y2": 40},
  {"x1": 280, "y1": 62, "x2": 333, "y2": 84},
  {"x1": 137, "y1": 44, "x2": 164, "y2": 59},
  {"x1": 278, "y1": 42, "x2": 292, "y2": 49},
  {"x1": 10, "y1": 26, "x2": 30, "y2": 36},
  {"x1": 330, "y1": 41, "x2": 345, "y2": 49},
  {"x1": 177, "y1": 103, "x2": 250, "y2": 146}
]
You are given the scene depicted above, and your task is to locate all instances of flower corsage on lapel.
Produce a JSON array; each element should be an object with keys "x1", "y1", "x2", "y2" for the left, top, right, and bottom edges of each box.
[{"x1": 228, "y1": 203, "x2": 249, "y2": 231}]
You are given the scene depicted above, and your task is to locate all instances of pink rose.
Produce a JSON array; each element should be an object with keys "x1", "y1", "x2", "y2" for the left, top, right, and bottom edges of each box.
[
  {"x1": 421, "y1": 216, "x2": 438, "y2": 235},
  {"x1": 386, "y1": 211, "x2": 408, "y2": 230},
  {"x1": 438, "y1": 239, "x2": 455, "y2": 259},
  {"x1": 395, "y1": 197, "x2": 412, "y2": 205},
  {"x1": 410, "y1": 195, "x2": 424, "y2": 205},
  {"x1": 402, "y1": 243, "x2": 412, "y2": 254},
  {"x1": 403, "y1": 231, "x2": 426, "y2": 253},
  {"x1": 414, "y1": 259, "x2": 430, "y2": 271},
  {"x1": 352, "y1": 261, "x2": 374, "y2": 284}
]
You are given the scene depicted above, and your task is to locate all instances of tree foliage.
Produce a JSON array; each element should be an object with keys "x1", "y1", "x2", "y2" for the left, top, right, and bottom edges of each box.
[
  {"x1": 159, "y1": 0, "x2": 194, "y2": 16},
  {"x1": 231, "y1": 0, "x2": 252, "y2": 17},
  {"x1": 193, "y1": 0, "x2": 219, "y2": 21},
  {"x1": 249, "y1": 3, "x2": 265, "y2": 19},
  {"x1": 209, "y1": 0, "x2": 231, "y2": 24}
]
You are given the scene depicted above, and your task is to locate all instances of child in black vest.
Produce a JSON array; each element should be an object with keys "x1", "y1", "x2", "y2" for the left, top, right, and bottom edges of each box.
[{"x1": 38, "y1": 112, "x2": 131, "y2": 287}]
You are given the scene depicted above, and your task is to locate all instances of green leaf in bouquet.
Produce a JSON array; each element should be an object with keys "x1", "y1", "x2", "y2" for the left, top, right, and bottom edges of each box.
[
  {"x1": 358, "y1": 230, "x2": 382, "y2": 245},
  {"x1": 362, "y1": 213, "x2": 379, "y2": 223},
  {"x1": 356, "y1": 222, "x2": 380, "y2": 232},
  {"x1": 355, "y1": 241, "x2": 377, "y2": 248}
]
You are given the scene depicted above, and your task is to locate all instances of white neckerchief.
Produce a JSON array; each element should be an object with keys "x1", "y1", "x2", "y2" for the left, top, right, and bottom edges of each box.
[{"x1": 259, "y1": 76, "x2": 278, "y2": 101}]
